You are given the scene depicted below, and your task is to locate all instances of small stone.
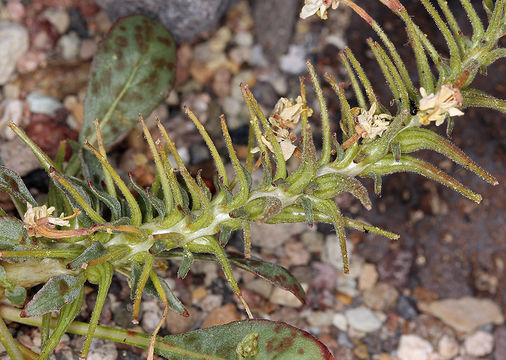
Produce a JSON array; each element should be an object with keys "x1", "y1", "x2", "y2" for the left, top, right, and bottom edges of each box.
[
  {"x1": 279, "y1": 45, "x2": 307, "y2": 74},
  {"x1": 234, "y1": 31, "x2": 253, "y2": 47},
  {"x1": 464, "y1": 331, "x2": 494, "y2": 357},
  {"x1": 0, "y1": 137, "x2": 41, "y2": 176},
  {"x1": 358, "y1": 263, "x2": 378, "y2": 291},
  {"x1": 424, "y1": 297, "x2": 504, "y2": 332},
  {"x1": 42, "y1": 8, "x2": 70, "y2": 34},
  {"x1": 166, "y1": 307, "x2": 199, "y2": 334},
  {"x1": 494, "y1": 326, "x2": 506, "y2": 360},
  {"x1": 6, "y1": 1, "x2": 25, "y2": 22},
  {"x1": 201, "y1": 303, "x2": 241, "y2": 328},
  {"x1": 332, "y1": 313, "x2": 348, "y2": 331},
  {"x1": 26, "y1": 92, "x2": 62, "y2": 117},
  {"x1": 79, "y1": 39, "x2": 98, "y2": 60},
  {"x1": 300, "y1": 230, "x2": 325, "y2": 254},
  {"x1": 86, "y1": 338, "x2": 118, "y2": 360},
  {"x1": 377, "y1": 249, "x2": 413, "y2": 289},
  {"x1": 270, "y1": 287, "x2": 303, "y2": 308},
  {"x1": 282, "y1": 240, "x2": 309, "y2": 266},
  {"x1": 353, "y1": 343, "x2": 369, "y2": 360},
  {"x1": 397, "y1": 296, "x2": 418, "y2": 320},
  {"x1": 250, "y1": 222, "x2": 307, "y2": 249},
  {"x1": 245, "y1": 278, "x2": 273, "y2": 299},
  {"x1": 363, "y1": 282, "x2": 399, "y2": 311},
  {"x1": 199, "y1": 294, "x2": 223, "y2": 312},
  {"x1": 437, "y1": 334, "x2": 459, "y2": 360},
  {"x1": 16, "y1": 49, "x2": 47, "y2": 74},
  {"x1": 397, "y1": 335, "x2": 433, "y2": 360},
  {"x1": 141, "y1": 300, "x2": 163, "y2": 333},
  {"x1": 57, "y1": 32, "x2": 80, "y2": 61},
  {"x1": 306, "y1": 310, "x2": 335, "y2": 327},
  {"x1": 0, "y1": 21, "x2": 28, "y2": 85},
  {"x1": 192, "y1": 286, "x2": 207, "y2": 302},
  {"x1": 0, "y1": 99, "x2": 26, "y2": 140},
  {"x1": 345, "y1": 307, "x2": 383, "y2": 333},
  {"x1": 336, "y1": 272, "x2": 359, "y2": 298},
  {"x1": 323, "y1": 235, "x2": 352, "y2": 271}
]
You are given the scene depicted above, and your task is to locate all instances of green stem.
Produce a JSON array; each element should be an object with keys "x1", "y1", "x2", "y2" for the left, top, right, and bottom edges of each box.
[{"x1": 0, "y1": 315, "x2": 24, "y2": 360}]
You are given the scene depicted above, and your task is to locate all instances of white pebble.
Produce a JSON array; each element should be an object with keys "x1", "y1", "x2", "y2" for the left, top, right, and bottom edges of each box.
[
  {"x1": 397, "y1": 334, "x2": 434, "y2": 360},
  {"x1": 464, "y1": 330, "x2": 494, "y2": 357}
]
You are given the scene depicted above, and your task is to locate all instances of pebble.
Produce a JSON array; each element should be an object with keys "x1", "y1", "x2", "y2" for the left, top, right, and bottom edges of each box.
[
  {"x1": 358, "y1": 263, "x2": 379, "y2": 291},
  {"x1": 250, "y1": 222, "x2": 307, "y2": 250},
  {"x1": 166, "y1": 307, "x2": 199, "y2": 334},
  {"x1": 464, "y1": 331, "x2": 494, "y2": 357},
  {"x1": 57, "y1": 32, "x2": 80, "y2": 61},
  {"x1": 336, "y1": 272, "x2": 359, "y2": 298},
  {"x1": 199, "y1": 294, "x2": 223, "y2": 312},
  {"x1": 300, "y1": 230, "x2": 325, "y2": 254},
  {"x1": 0, "y1": 137, "x2": 41, "y2": 176},
  {"x1": 332, "y1": 313, "x2": 348, "y2": 331},
  {"x1": 437, "y1": 334, "x2": 459, "y2": 360},
  {"x1": 245, "y1": 278, "x2": 273, "y2": 299},
  {"x1": 201, "y1": 303, "x2": 241, "y2": 328},
  {"x1": 140, "y1": 300, "x2": 163, "y2": 333},
  {"x1": 79, "y1": 39, "x2": 98, "y2": 60},
  {"x1": 494, "y1": 326, "x2": 506, "y2": 360},
  {"x1": 0, "y1": 21, "x2": 29, "y2": 85},
  {"x1": 269, "y1": 287, "x2": 303, "y2": 308},
  {"x1": 282, "y1": 240, "x2": 309, "y2": 266},
  {"x1": 397, "y1": 335, "x2": 434, "y2": 360},
  {"x1": 305, "y1": 310, "x2": 335, "y2": 328},
  {"x1": 87, "y1": 338, "x2": 118, "y2": 360},
  {"x1": 42, "y1": 8, "x2": 70, "y2": 34},
  {"x1": 397, "y1": 296, "x2": 418, "y2": 320},
  {"x1": 345, "y1": 307, "x2": 383, "y2": 333},
  {"x1": 377, "y1": 249, "x2": 413, "y2": 289},
  {"x1": 423, "y1": 296, "x2": 504, "y2": 332},
  {"x1": 279, "y1": 45, "x2": 308, "y2": 74},
  {"x1": 353, "y1": 343, "x2": 369, "y2": 359},
  {"x1": 363, "y1": 282, "x2": 399, "y2": 311},
  {"x1": 323, "y1": 235, "x2": 353, "y2": 271},
  {"x1": 6, "y1": 1, "x2": 25, "y2": 22},
  {"x1": 26, "y1": 92, "x2": 62, "y2": 116},
  {"x1": 0, "y1": 99, "x2": 25, "y2": 140}
]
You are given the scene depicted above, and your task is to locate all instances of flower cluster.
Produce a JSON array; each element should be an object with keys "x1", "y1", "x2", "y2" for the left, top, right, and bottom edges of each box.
[
  {"x1": 253, "y1": 96, "x2": 312, "y2": 160},
  {"x1": 418, "y1": 84, "x2": 464, "y2": 126},
  {"x1": 300, "y1": 0, "x2": 340, "y2": 20},
  {"x1": 354, "y1": 103, "x2": 392, "y2": 139},
  {"x1": 23, "y1": 203, "x2": 79, "y2": 237}
]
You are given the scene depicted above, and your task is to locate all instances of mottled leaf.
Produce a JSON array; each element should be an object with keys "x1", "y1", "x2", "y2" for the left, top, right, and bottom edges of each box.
[
  {"x1": 227, "y1": 252, "x2": 306, "y2": 305},
  {"x1": 22, "y1": 274, "x2": 85, "y2": 317},
  {"x1": 81, "y1": 15, "x2": 176, "y2": 147},
  {"x1": 0, "y1": 216, "x2": 31, "y2": 249},
  {"x1": 5, "y1": 286, "x2": 26, "y2": 306},
  {"x1": 158, "y1": 319, "x2": 334, "y2": 360}
]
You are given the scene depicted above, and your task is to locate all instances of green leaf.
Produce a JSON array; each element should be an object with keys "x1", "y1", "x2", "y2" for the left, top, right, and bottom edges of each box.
[
  {"x1": 80, "y1": 15, "x2": 176, "y2": 147},
  {"x1": 0, "y1": 216, "x2": 32, "y2": 249},
  {"x1": 158, "y1": 319, "x2": 334, "y2": 360},
  {"x1": 66, "y1": 241, "x2": 107, "y2": 270},
  {"x1": 5, "y1": 286, "x2": 26, "y2": 306},
  {"x1": 22, "y1": 274, "x2": 85, "y2": 317},
  {"x1": 227, "y1": 252, "x2": 306, "y2": 305},
  {"x1": 0, "y1": 166, "x2": 37, "y2": 214}
]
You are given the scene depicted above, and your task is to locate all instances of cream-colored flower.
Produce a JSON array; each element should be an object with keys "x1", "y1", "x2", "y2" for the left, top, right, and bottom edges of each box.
[
  {"x1": 252, "y1": 97, "x2": 312, "y2": 161},
  {"x1": 355, "y1": 103, "x2": 392, "y2": 139},
  {"x1": 23, "y1": 203, "x2": 70, "y2": 228},
  {"x1": 300, "y1": 0, "x2": 340, "y2": 20},
  {"x1": 418, "y1": 84, "x2": 464, "y2": 126}
]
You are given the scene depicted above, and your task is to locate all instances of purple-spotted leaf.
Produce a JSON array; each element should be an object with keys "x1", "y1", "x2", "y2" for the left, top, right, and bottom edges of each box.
[
  {"x1": 227, "y1": 252, "x2": 306, "y2": 305},
  {"x1": 158, "y1": 319, "x2": 334, "y2": 360},
  {"x1": 80, "y1": 15, "x2": 176, "y2": 147}
]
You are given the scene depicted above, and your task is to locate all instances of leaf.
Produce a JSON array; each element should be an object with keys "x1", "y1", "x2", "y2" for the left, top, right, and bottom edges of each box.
[
  {"x1": 66, "y1": 241, "x2": 107, "y2": 270},
  {"x1": 22, "y1": 274, "x2": 85, "y2": 317},
  {"x1": 0, "y1": 166, "x2": 37, "y2": 213},
  {"x1": 5, "y1": 286, "x2": 26, "y2": 306},
  {"x1": 227, "y1": 252, "x2": 306, "y2": 305},
  {"x1": 158, "y1": 319, "x2": 334, "y2": 360},
  {"x1": 0, "y1": 216, "x2": 32, "y2": 249},
  {"x1": 80, "y1": 15, "x2": 176, "y2": 147}
]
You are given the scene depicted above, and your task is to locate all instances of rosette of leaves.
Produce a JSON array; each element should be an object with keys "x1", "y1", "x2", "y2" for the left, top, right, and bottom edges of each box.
[{"x1": 0, "y1": 1, "x2": 504, "y2": 359}]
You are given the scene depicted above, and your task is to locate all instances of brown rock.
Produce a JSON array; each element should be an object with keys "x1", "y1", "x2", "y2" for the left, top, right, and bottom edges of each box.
[
  {"x1": 201, "y1": 303, "x2": 241, "y2": 328},
  {"x1": 165, "y1": 307, "x2": 199, "y2": 334}
]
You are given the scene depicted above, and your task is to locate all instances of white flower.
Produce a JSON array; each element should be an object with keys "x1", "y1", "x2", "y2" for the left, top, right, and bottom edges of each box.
[
  {"x1": 300, "y1": 0, "x2": 340, "y2": 20},
  {"x1": 23, "y1": 203, "x2": 70, "y2": 228},
  {"x1": 252, "y1": 96, "x2": 312, "y2": 161},
  {"x1": 355, "y1": 103, "x2": 391, "y2": 139},
  {"x1": 418, "y1": 84, "x2": 464, "y2": 126}
]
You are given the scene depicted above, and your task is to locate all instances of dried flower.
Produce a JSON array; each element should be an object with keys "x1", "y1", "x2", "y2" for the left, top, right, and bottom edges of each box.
[
  {"x1": 252, "y1": 96, "x2": 312, "y2": 161},
  {"x1": 354, "y1": 103, "x2": 391, "y2": 139},
  {"x1": 23, "y1": 203, "x2": 80, "y2": 238},
  {"x1": 418, "y1": 84, "x2": 464, "y2": 126},
  {"x1": 300, "y1": 0, "x2": 340, "y2": 20}
]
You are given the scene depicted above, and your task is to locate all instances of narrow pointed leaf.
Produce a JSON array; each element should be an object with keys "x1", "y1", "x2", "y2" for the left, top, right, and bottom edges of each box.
[
  {"x1": 66, "y1": 241, "x2": 107, "y2": 270},
  {"x1": 313, "y1": 173, "x2": 372, "y2": 210}
]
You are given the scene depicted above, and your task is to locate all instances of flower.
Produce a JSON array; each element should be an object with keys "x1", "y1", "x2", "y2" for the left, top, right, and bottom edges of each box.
[
  {"x1": 354, "y1": 102, "x2": 391, "y2": 139},
  {"x1": 23, "y1": 203, "x2": 79, "y2": 238},
  {"x1": 252, "y1": 96, "x2": 312, "y2": 161},
  {"x1": 300, "y1": 0, "x2": 340, "y2": 20},
  {"x1": 418, "y1": 84, "x2": 464, "y2": 126}
]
